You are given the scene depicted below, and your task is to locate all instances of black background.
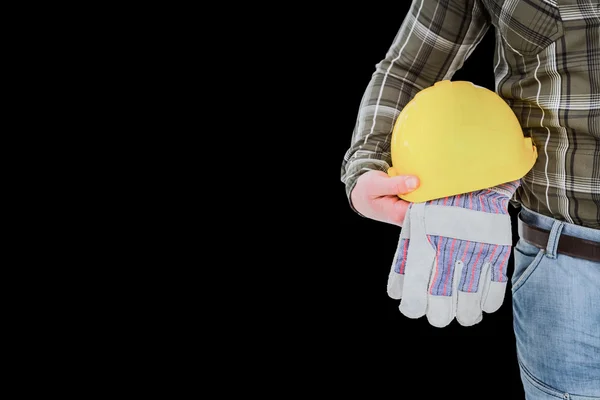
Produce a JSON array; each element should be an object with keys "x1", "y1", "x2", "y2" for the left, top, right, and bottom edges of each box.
[{"x1": 327, "y1": 3, "x2": 527, "y2": 398}]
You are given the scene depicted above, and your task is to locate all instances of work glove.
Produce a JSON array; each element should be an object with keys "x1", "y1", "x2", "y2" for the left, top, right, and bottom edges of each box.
[{"x1": 386, "y1": 180, "x2": 519, "y2": 327}]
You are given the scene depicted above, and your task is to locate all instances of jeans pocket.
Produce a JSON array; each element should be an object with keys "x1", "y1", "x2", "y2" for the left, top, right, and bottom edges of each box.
[{"x1": 511, "y1": 239, "x2": 545, "y2": 294}]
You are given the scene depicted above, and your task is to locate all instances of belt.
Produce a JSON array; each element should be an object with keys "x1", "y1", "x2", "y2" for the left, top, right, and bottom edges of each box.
[{"x1": 519, "y1": 215, "x2": 600, "y2": 262}]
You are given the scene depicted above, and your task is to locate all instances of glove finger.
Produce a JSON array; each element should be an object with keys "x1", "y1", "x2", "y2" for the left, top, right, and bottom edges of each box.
[
  {"x1": 427, "y1": 257, "x2": 463, "y2": 328},
  {"x1": 424, "y1": 235, "x2": 461, "y2": 327},
  {"x1": 387, "y1": 213, "x2": 412, "y2": 299},
  {"x1": 454, "y1": 240, "x2": 498, "y2": 326},
  {"x1": 489, "y1": 244, "x2": 511, "y2": 283},
  {"x1": 387, "y1": 238, "x2": 409, "y2": 299},
  {"x1": 482, "y1": 281, "x2": 508, "y2": 313},
  {"x1": 456, "y1": 241, "x2": 511, "y2": 323},
  {"x1": 482, "y1": 245, "x2": 511, "y2": 312},
  {"x1": 456, "y1": 262, "x2": 490, "y2": 326},
  {"x1": 387, "y1": 273, "x2": 405, "y2": 300},
  {"x1": 398, "y1": 203, "x2": 436, "y2": 319}
]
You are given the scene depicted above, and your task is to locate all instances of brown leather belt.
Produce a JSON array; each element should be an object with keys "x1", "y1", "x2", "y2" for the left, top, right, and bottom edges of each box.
[{"x1": 519, "y1": 216, "x2": 600, "y2": 262}]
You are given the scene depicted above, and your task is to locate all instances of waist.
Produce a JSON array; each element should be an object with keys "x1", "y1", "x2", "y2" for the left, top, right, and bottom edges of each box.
[
  {"x1": 517, "y1": 205, "x2": 600, "y2": 261},
  {"x1": 515, "y1": 194, "x2": 599, "y2": 230},
  {"x1": 518, "y1": 205, "x2": 600, "y2": 241},
  {"x1": 514, "y1": 151, "x2": 600, "y2": 229}
]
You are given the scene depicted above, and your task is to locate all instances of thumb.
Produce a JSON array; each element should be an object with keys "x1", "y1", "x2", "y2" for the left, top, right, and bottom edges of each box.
[{"x1": 370, "y1": 172, "x2": 420, "y2": 196}]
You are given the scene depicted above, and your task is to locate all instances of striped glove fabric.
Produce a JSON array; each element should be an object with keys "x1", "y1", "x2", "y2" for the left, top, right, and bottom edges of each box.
[{"x1": 386, "y1": 180, "x2": 520, "y2": 327}]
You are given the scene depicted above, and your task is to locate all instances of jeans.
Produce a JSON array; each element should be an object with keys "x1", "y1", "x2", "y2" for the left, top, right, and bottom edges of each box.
[{"x1": 512, "y1": 206, "x2": 600, "y2": 399}]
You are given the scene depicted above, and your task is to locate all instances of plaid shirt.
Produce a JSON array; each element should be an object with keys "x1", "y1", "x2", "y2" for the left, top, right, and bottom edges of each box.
[{"x1": 340, "y1": 0, "x2": 600, "y2": 229}]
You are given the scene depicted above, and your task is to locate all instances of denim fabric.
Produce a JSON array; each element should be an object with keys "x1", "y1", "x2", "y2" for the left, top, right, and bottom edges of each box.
[{"x1": 513, "y1": 206, "x2": 600, "y2": 399}]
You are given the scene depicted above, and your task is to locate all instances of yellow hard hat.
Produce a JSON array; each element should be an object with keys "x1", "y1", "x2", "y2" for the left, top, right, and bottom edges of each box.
[{"x1": 387, "y1": 80, "x2": 537, "y2": 203}]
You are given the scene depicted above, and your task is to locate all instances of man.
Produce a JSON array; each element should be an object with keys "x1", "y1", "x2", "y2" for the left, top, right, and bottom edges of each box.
[{"x1": 340, "y1": 1, "x2": 599, "y2": 398}]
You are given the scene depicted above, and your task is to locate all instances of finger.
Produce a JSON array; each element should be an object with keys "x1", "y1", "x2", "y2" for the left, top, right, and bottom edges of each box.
[
  {"x1": 399, "y1": 203, "x2": 436, "y2": 319},
  {"x1": 481, "y1": 280, "x2": 507, "y2": 313},
  {"x1": 490, "y1": 245, "x2": 511, "y2": 284},
  {"x1": 454, "y1": 241, "x2": 495, "y2": 326},
  {"x1": 369, "y1": 172, "x2": 420, "y2": 197},
  {"x1": 482, "y1": 245, "x2": 511, "y2": 313},
  {"x1": 387, "y1": 215, "x2": 412, "y2": 299},
  {"x1": 372, "y1": 196, "x2": 411, "y2": 226},
  {"x1": 456, "y1": 262, "x2": 488, "y2": 326},
  {"x1": 387, "y1": 273, "x2": 405, "y2": 300},
  {"x1": 425, "y1": 236, "x2": 461, "y2": 328},
  {"x1": 387, "y1": 238, "x2": 408, "y2": 299}
]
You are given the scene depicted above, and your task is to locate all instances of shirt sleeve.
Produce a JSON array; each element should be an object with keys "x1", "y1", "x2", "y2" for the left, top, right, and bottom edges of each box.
[{"x1": 340, "y1": 0, "x2": 491, "y2": 214}]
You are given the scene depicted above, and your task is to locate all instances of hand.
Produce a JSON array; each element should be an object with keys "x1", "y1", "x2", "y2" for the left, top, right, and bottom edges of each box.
[
  {"x1": 350, "y1": 170, "x2": 420, "y2": 226},
  {"x1": 387, "y1": 180, "x2": 520, "y2": 327}
]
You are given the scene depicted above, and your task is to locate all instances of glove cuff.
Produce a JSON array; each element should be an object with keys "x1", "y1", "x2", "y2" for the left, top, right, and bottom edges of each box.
[
  {"x1": 420, "y1": 203, "x2": 513, "y2": 245},
  {"x1": 488, "y1": 179, "x2": 521, "y2": 198}
]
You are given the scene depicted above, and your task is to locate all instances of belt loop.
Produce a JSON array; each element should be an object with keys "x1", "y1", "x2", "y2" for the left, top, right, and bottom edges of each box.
[{"x1": 546, "y1": 220, "x2": 565, "y2": 259}]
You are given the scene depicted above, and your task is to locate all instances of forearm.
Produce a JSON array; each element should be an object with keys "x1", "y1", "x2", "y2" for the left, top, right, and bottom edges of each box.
[{"x1": 340, "y1": 0, "x2": 491, "y2": 211}]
